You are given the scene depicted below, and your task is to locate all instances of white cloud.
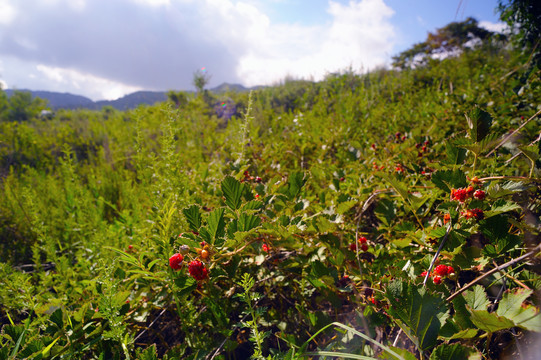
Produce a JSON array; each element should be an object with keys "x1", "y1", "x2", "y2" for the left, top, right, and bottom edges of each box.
[
  {"x1": 479, "y1": 20, "x2": 507, "y2": 34},
  {"x1": 237, "y1": 0, "x2": 395, "y2": 86},
  {"x1": 35, "y1": 64, "x2": 142, "y2": 100},
  {"x1": 0, "y1": 0, "x2": 395, "y2": 99},
  {"x1": 0, "y1": 0, "x2": 17, "y2": 25}
]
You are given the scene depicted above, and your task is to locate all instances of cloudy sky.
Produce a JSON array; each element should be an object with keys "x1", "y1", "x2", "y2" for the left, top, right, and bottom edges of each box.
[{"x1": 0, "y1": 0, "x2": 502, "y2": 101}]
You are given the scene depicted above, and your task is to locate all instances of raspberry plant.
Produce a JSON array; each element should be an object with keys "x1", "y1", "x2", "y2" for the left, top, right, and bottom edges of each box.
[{"x1": 0, "y1": 18, "x2": 540, "y2": 359}]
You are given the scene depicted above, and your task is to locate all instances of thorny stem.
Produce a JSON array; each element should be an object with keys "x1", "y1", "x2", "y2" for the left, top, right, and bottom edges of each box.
[
  {"x1": 446, "y1": 244, "x2": 541, "y2": 302},
  {"x1": 486, "y1": 108, "x2": 541, "y2": 157},
  {"x1": 423, "y1": 208, "x2": 456, "y2": 286}
]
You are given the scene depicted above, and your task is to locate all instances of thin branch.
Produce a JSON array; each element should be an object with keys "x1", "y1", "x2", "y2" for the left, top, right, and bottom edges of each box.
[
  {"x1": 486, "y1": 109, "x2": 541, "y2": 157},
  {"x1": 447, "y1": 244, "x2": 541, "y2": 302}
]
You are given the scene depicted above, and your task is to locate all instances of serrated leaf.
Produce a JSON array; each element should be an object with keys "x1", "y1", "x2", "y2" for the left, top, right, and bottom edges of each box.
[
  {"x1": 429, "y1": 343, "x2": 481, "y2": 360},
  {"x1": 444, "y1": 142, "x2": 467, "y2": 165},
  {"x1": 221, "y1": 176, "x2": 244, "y2": 210},
  {"x1": 484, "y1": 200, "x2": 521, "y2": 218},
  {"x1": 242, "y1": 200, "x2": 263, "y2": 211},
  {"x1": 465, "y1": 107, "x2": 492, "y2": 143},
  {"x1": 467, "y1": 309, "x2": 516, "y2": 333},
  {"x1": 49, "y1": 308, "x2": 63, "y2": 329},
  {"x1": 207, "y1": 208, "x2": 225, "y2": 241},
  {"x1": 183, "y1": 205, "x2": 202, "y2": 231},
  {"x1": 431, "y1": 169, "x2": 467, "y2": 193},
  {"x1": 281, "y1": 172, "x2": 306, "y2": 200},
  {"x1": 463, "y1": 285, "x2": 490, "y2": 311},
  {"x1": 385, "y1": 281, "x2": 448, "y2": 350},
  {"x1": 237, "y1": 213, "x2": 261, "y2": 232},
  {"x1": 486, "y1": 181, "x2": 527, "y2": 198},
  {"x1": 497, "y1": 289, "x2": 541, "y2": 332}
]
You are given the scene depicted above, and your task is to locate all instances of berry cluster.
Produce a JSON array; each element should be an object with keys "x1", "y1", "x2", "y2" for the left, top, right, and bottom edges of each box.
[
  {"x1": 188, "y1": 260, "x2": 209, "y2": 281},
  {"x1": 451, "y1": 186, "x2": 475, "y2": 202},
  {"x1": 349, "y1": 236, "x2": 369, "y2": 252},
  {"x1": 462, "y1": 208, "x2": 484, "y2": 220},
  {"x1": 451, "y1": 186, "x2": 486, "y2": 202},
  {"x1": 416, "y1": 140, "x2": 430, "y2": 157},
  {"x1": 420, "y1": 264, "x2": 456, "y2": 285},
  {"x1": 241, "y1": 170, "x2": 262, "y2": 183},
  {"x1": 169, "y1": 241, "x2": 211, "y2": 281}
]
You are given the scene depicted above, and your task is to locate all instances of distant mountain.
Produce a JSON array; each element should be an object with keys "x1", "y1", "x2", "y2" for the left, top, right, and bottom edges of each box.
[{"x1": 4, "y1": 83, "x2": 259, "y2": 111}]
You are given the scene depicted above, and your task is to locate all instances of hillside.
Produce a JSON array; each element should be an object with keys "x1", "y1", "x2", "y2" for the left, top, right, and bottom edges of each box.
[
  {"x1": 0, "y1": 20, "x2": 540, "y2": 359},
  {"x1": 4, "y1": 83, "x2": 259, "y2": 110}
]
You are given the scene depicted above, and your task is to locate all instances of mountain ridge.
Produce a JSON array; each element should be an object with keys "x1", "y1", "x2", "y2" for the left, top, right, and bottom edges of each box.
[{"x1": 4, "y1": 83, "x2": 258, "y2": 110}]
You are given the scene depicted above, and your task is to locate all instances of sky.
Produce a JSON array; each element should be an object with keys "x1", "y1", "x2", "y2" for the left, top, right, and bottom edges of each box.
[{"x1": 0, "y1": 0, "x2": 504, "y2": 101}]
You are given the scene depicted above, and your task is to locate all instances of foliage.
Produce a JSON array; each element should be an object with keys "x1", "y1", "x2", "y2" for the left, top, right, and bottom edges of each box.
[{"x1": 0, "y1": 24, "x2": 541, "y2": 360}]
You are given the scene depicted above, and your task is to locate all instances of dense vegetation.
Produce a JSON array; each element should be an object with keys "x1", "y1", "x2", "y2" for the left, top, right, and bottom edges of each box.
[{"x1": 0, "y1": 14, "x2": 540, "y2": 360}]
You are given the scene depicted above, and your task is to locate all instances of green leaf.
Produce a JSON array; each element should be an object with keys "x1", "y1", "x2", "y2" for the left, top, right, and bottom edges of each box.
[
  {"x1": 497, "y1": 289, "x2": 541, "y2": 332},
  {"x1": 444, "y1": 142, "x2": 467, "y2": 166},
  {"x1": 429, "y1": 343, "x2": 481, "y2": 360},
  {"x1": 431, "y1": 169, "x2": 467, "y2": 193},
  {"x1": 486, "y1": 181, "x2": 527, "y2": 199},
  {"x1": 463, "y1": 285, "x2": 490, "y2": 311},
  {"x1": 380, "y1": 347, "x2": 417, "y2": 360},
  {"x1": 207, "y1": 208, "x2": 225, "y2": 241},
  {"x1": 281, "y1": 172, "x2": 306, "y2": 200},
  {"x1": 465, "y1": 107, "x2": 492, "y2": 143},
  {"x1": 385, "y1": 281, "x2": 448, "y2": 350},
  {"x1": 242, "y1": 200, "x2": 263, "y2": 211},
  {"x1": 183, "y1": 205, "x2": 202, "y2": 232},
  {"x1": 221, "y1": 176, "x2": 244, "y2": 210},
  {"x1": 49, "y1": 308, "x2": 63, "y2": 329},
  {"x1": 468, "y1": 309, "x2": 516, "y2": 333},
  {"x1": 484, "y1": 199, "x2": 521, "y2": 218},
  {"x1": 237, "y1": 213, "x2": 261, "y2": 232},
  {"x1": 518, "y1": 144, "x2": 540, "y2": 163}
]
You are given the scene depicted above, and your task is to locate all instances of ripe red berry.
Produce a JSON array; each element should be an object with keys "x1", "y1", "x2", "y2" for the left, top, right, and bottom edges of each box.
[
  {"x1": 169, "y1": 253, "x2": 184, "y2": 270},
  {"x1": 360, "y1": 243, "x2": 368, "y2": 252},
  {"x1": 434, "y1": 265, "x2": 448, "y2": 277},
  {"x1": 339, "y1": 177, "x2": 345, "y2": 182},
  {"x1": 128, "y1": 245, "x2": 133, "y2": 250},
  {"x1": 358, "y1": 236, "x2": 367, "y2": 244},
  {"x1": 420, "y1": 271, "x2": 429, "y2": 278},
  {"x1": 447, "y1": 266, "x2": 455, "y2": 275},
  {"x1": 433, "y1": 275, "x2": 442, "y2": 285},
  {"x1": 255, "y1": 176, "x2": 262, "y2": 183},
  {"x1": 188, "y1": 260, "x2": 209, "y2": 280},
  {"x1": 473, "y1": 190, "x2": 486, "y2": 200},
  {"x1": 262, "y1": 243, "x2": 269, "y2": 252}
]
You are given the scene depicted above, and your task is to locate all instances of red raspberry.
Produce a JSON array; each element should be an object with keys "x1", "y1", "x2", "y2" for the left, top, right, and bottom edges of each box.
[
  {"x1": 358, "y1": 236, "x2": 367, "y2": 244},
  {"x1": 473, "y1": 190, "x2": 486, "y2": 200},
  {"x1": 262, "y1": 243, "x2": 269, "y2": 253},
  {"x1": 188, "y1": 260, "x2": 209, "y2": 281},
  {"x1": 420, "y1": 271, "x2": 429, "y2": 278},
  {"x1": 447, "y1": 266, "x2": 455, "y2": 275},
  {"x1": 434, "y1": 265, "x2": 448, "y2": 277},
  {"x1": 169, "y1": 253, "x2": 184, "y2": 270},
  {"x1": 463, "y1": 208, "x2": 484, "y2": 220},
  {"x1": 360, "y1": 243, "x2": 368, "y2": 252},
  {"x1": 433, "y1": 275, "x2": 442, "y2": 285},
  {"x1": 255, "y1": 176, "x2": 262, "y2": 183},
  {"x1": 349, "y1": 242, "x2": 358, "y2": 251},
  {"x1": 443, "y1": 213, "x2": 451, "y2": 224},
  {"x1": 128, "y1": 245, "x2": 133, "y2": 250}
]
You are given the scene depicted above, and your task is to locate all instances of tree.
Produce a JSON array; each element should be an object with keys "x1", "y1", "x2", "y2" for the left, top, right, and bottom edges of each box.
[
  {"x1": 392, "y1": 17, "x2": 496, "y2": 69},
  {"x1": 498, "y1": 0, "x2": 541, "y2": 65},
  {"x1": 193, "y1": 69, "x2": 211, "y2": 93},
  {"x1": 5, "y1": 91, "x2": 48, "y2": 122}
]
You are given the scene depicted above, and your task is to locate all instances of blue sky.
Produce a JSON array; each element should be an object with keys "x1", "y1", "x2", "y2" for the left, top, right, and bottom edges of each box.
[{"x1": 0, "y1": 0, "x2": 503, "y2": 100}]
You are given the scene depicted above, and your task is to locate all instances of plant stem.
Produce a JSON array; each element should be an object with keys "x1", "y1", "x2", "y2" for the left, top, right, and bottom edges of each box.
[{"x1": 447, "y1": 244, "x2": 541, "y2": 302}]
